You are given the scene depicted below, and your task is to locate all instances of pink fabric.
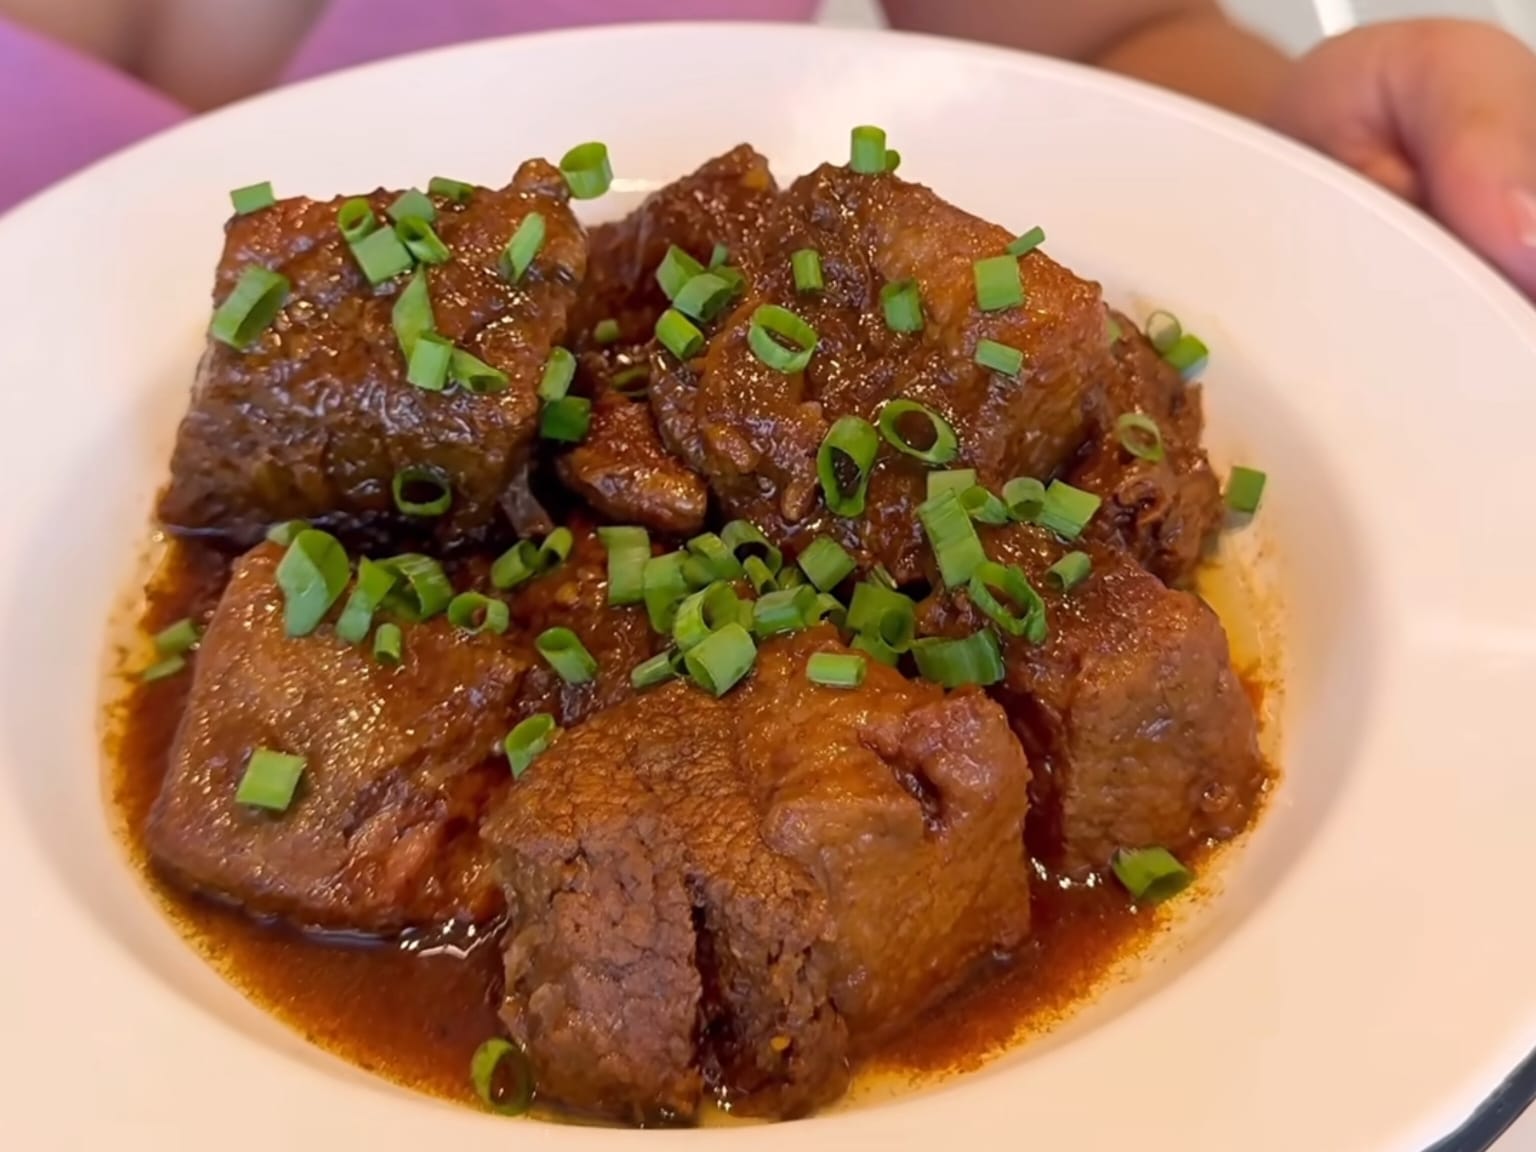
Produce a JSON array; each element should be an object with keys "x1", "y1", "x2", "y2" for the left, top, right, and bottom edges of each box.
[{"x1": 0, "y1": 0, "x2": 817, "y2": 214}]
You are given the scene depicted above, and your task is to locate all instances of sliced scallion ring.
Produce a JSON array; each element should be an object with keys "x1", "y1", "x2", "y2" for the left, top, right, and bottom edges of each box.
[
  {"x1": 973, "y1": 254, "x2": 1025, "y2": 312},
  {"x1": 449, "y1": 348, "x2": 510, "y2": 395},
  {"x1": 1006, "y1": 226, "x2": 1046, "y2": 257},
  {"x1": 685, "y1": 532, "x2": 744, "y2": 582},
  {"x1": 918, "y1": 489, "x2": 985, "y2": 588},
  {"x1": 655, "y1": 308, "x2": 705, "y2": 360},
  {"x1": 1002, "y1": 476, "x2": 1047, "y2": 522},
  {"x1": 683, "y1": 622, "x2": 757, "y2": 696},
  {"x1": 275, "y1": 529, "x2": 350, "y2": 638},
  {"x1": 336, "y1": 557, "x2": 399, "y2": 644},
  {"x1": 592, "y1": 318, "x2": 621, "y2": 345},
  {"x1": 539, "y1": 347, "x2": 576, "y2": 401},
  {"x1": 747, "y1": 305, "x2": 817, "y2": 374},
  {"x1": 655, "y1": 245, "x2": 706, "y2": 301},
  {"x1": 743, "y1": 555, "x2": 777, "y2": 594},
  {"x1": 880, "y1": 280, "x2": 923, "y2": 333},
  {"x1": 672, "y1": 272, "x2": 736, "y2": 323},
  {"x1": 373, "y1": 622, "x2": 403, "y2": 665},
  {"x1": 501, "y1": 212, "x2": 545, "y2": 283},
  {"x1": 395, "y1": 217, "x2": 450, "y2": 265},
  {"x1": 152, "y1": 617, "x2": 200, "y2": 657},
  {"x1": 1116, "y1": 412, "x2": 1165, "y2": 462},
  {"x1": 807, "y1": 652, "x2": 866, "y2": 689},
  {"x1": 1111, "y1": 846, "x2": 1192, "y2": 904},
  {"x1": 447, "y1": 591, "x2": 510, "y2": 635},
  {"x1": 878, "y1": 398, "x2": 958, "y2": 465},
  {"x1": 1226, "y1": 465, "x2": 1266, "y2": 514},
  {"x1": 792, "y1": 248, "x2": 824, "y2": 295},
  {"x1": 503, "y1": 714, "x2": 558, "y2": 778},
  {"x1": 1038, "y1": 480, "x2": 1101, "y2": 541},
  {"x1": 643, "y1": 552, "x2": 690, "y2": 633},
  {"x1": 721, "y1": 520, "x2": 782, "y2": 574},
  {"x1": 538, "y1": 527, "x2": 574, "y2": 570},
  {"x1": 1145, "y1": 310, "x2": 1182, "y2": 354},
  {"x1": 350, "y1": 226, "x2": 415, "y2": 284},
  {"x1": 376, "y1": 553, "x2": 452, "y2": 620},
  {"x1": 536, "y1": 626, "x2": 598, "y2": 683},
  {"x1": 960, "y1": 484, "x2": 1011, "y2": 525},
  {"x1": 817, "y1": 415, "x2": 879, "y2": 518},
  {"x1": 798, "y1": 536, "x2": 855, "y2": 592},
  {"x1": 235, "y1": 748, "x2": 307, "y2": 812},
  {"x1": 673, "y1": 582, "x2": 741, "y2": 652},
  {"x1": 630, "y1": 650, "x2": 680, "y2": 690},
  {"x1": 428, "y1": 176, "x2": 474, "y2": 203},
  {"x1": 852, "y1": 630, "x2": 900, "y2": 667},
  {"x1": 407, "y1": 333, "x2": 454, "y2": 392},
  {"x1": 392, "y1": 268, "x2": 435, "y2": 358},
  {"x1": 230, "y1": 181, "x2": 276, "y2": 215},
  {"x1": 540, "y1": 395, "x2": 591, "y2": 443},
  {"x1": 849, "y1": 125, "x2": 889, "y2": 174},
  {"x1": 391, "y1": 466, "x2": 453, "y2": 517},
  {"x1": 560, "y1": 141, "x2": 613, "y2": 199},
  {"x1": 975, "y1": 339, "x2": 1024, "y2": 377},
  {"x1": 387, "y1": 188, "x2": 435, "y2": 225},
  {"x1": 337, "y1": 197, "x2": 377, "y2": 244},
  {"x1": 753, "y1": 586, "x2": 818, "y2": 639},
  {"x1": 911, "y1": 629, "x2": 1006, "y2": 688},
  {"x1": 968, "y1": 560, "x2": 1045, "y2": 640},
  {"x1": 210, "y1": 266, "x2": 290, "y2": 349},
  {"x1": 927, "y1": 469, "x2": 977, "y2": 501},
  {"x1": 1046, "y1": 550, "x2": 1092, "y2": 592},
  {"x1": 846, "y1": 581, "x2": 916, "y2": 652},
  {"x1": 597, "y1": 525, "x2": 649, "y2": 606},
  {"x1": 470, "y1": 1037, "x2": 534, "y2": 1116},
  {"x1": 265, "y1": 519, "x2": 309, "y2": 546},
  {"x1": 141, "y1": 655, "x2": 186, "y2": 682},
  {"x1": 491, "y1": 540, "x2": 542, "y2": 591},
  {"x1": 1163, "y1": 333, "x2": 1210, "y2": 378}
]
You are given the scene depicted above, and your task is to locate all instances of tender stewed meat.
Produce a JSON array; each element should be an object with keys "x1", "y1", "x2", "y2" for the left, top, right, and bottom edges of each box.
[
  {"x1": 158, "y1": 160, "x2": 586, "y2": 550},
  {"x1": 920, "y1": 525, "x2": 1263, "y2": 874},
  {"x1": 650, "y1": 163, "x2": 1114, "y2": 581},
  {"x1": 147, "y1": 543, "x2": 528, "y2": 931},
  {"x1": 1066, "y1": 314, "x2": 1223, "y2": 586},
  {"x1": 485, "y1": 629, "x2": 1031, "y2": 1122}
]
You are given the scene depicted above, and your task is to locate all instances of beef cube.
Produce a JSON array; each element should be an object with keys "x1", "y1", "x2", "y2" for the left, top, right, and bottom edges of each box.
[
  {"x1": 147, "y1": 543, "x2": 528, "y2": 931},
  {"x1": 650, "y1": 163, "x2": 1114, "y2": 580},
  {"x1": 158, "y1": 160, "x2": 587, "y2": 549}
]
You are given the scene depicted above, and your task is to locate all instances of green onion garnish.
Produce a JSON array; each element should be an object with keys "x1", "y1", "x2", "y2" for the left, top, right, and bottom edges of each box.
[
  {"x1": 743, "y1": 555, "x2": 776, "y2": 594},
  {"x1": 449, "y1": 348, "x2": 509, "y2": 394},
  {"x1": 396, "y1": 221, "x2": 447, "y2": 273},
  {"x1": 880, "y1": 279, "x2": 924, "y2": 333},
  {"x1": 337, "y1": 197, "x2": 377, "y2": 244},
  {"x1": 684, "y1": 622, "x2": 757, "y2": 696},
  {"x1": 673, "y1": 582, "x2": 741, "y2": 652},
  {"x1": 807, "y1": 652, "x2": 866, "y2": 689},
  {"x1": 153, "y1": 617, "x2": 200, "y2": 657},
  {"x1": 209, "y1": 266, "x2": 290, "y2": 349},
  {"x1": 387, "y1": 188, "x2": 436, "y2": 225},
  {"x1": 878, "y1": 398, "x2": 959, "y2": 465},
  {"x1": 721, "y1": 520, "x2": 782, "y2": 574},
  {"x1": 1107, "y1": 315, "x2": 1124, "y2": 345},
  {"x1": 1046, "y1": 550, "x2": 1092, "y2": 592},
  {"x1": 407, "y1": 333, "x2": 454, "y2": 392},
  {"x1": 275, "y1": 529, "x2": 350, "y2": 637},
  {"x1": 428, "y1": 176, "x2": 474, "y2": 203},
  {"x1": 336, "y1": 557, "x2": 398, "y2": 644},
  {"x1": 597, "y1": 525, "x2": 649, "y2": 605},
  {"x1": 1111, "y1": 846, "x2": 1192, "y2": 903},
  {"x1": 792, "y1": 248, "x2": 824, "y2": 295},
  {"x1": 230, "y1": 181, "x2": 275, "y2": 215},
  {"x1": 1226, "y1": 465, "x2": 1266, "y2": 514},
  {"x1": 968, "y1": 560, "x2": 1046, "y2": 641},
  {"x1": 502, "y1": 212, "x2": 546, "y2": 283},
  {"x1": 673, "y1": 272, "x2": 735, "y2": 323},
  {"x1": 847, "y1": 581, "x2": 916, "y2": 652},
  {"x1": 919, "y1": 488, "x2": 986, "y2": 587},
  {"x1": 630, "y1": 650, "x2": 680, "y2": 690},
  {"x1": 1002, "y1": 476, "x2": 1047, "y2": 522},
  {"x1": 350, "y1": 226, "x2": 415, "y2": 284},
  {"x1": 265, "y1": 519, "x2": 309, "y2": 546},
  {"x1": 1145, "y1": 310, "x2": 1181, "y2": 354},
  {"x1": 817, "y1": 415, "x2": 879, "y2": 518},
  {"x1": 974, "y1": 254, "x2": 1025, "y2": 312},
  {"x1": 373, "y1": 622, "x2": 403, "y2": 665},
  {"x1": 376, "y1": 553, "x2": 452, "y2": 620},
  {"x1": 392, "y1": 466, "x2": 453, "y2": 517},
  {"x1": 852, "y1": 631, "x2": 900, "y2": 667},
  {"x1": 709, "y1": 243, "x2": 730, "y2": 268},
  {"x1": 656, "y1": 308, "x2": 705, "y2": 360},
  {"x1": 612, "y1": 364, "x2": 649, "y2": 394},
  {"x1": 536, "y1": 626, "x2": 597, "y2": 683},
  {"x1": 540, "y1": 396, "x2": 591, "y2": 443},
  {"x1": 470, "y1": 1037, "x2": 534, "y2": 1116},
  {"x1": 813, "y1": 592, "x2": 847, "y2": 628},
  {"x1": 1038, "y1": 480, "x2": 1101, "y2": 540},
  {"x1": 883, "y1": 148, "x2": 902, "y2": 173},
  {"x1": 1164, "y1": 333, "x2": 1209, "y2": 377},
  {"x1": 447, "y1": 591, "x2": 510, "y2": 635},
  {"x1": 1116, "y1": 413, "x2": 1165, "y2": 462},
  {"x1": 538, "y1": 347, "x2": 576, "y2": 401},
  {"x1": 593, "y1": 318, "x2": 621, "y2": 345},
  {"x1": 490, "y1": 540, "x2": 540, "y2": 591},
  {"x1": 686, "y1": 532, "x2": 745, "y2": 582},
  {"x1": 871, "y1": 563, "x2": 897, "y2": 591},
  {"x1": 975, "y1": 339, "x2": 1024, "y2": 377},
  {"x1": 538, "y1": 527, "x2": 574, "y2": 570},
  {"x1": 911, "y1": 629, "x2": 1005, "y2": 688},
  {"x1": 235, "y1": 748, "x2": 307, "y2": 812},
  {"x1": 643, "y1": 552, "x2": 690, "y2": 633},
  {"x1": 1006, "y1": 226, "x2": 1046, "y2": 257},
  {"x1": 927, "y1": 469, "x2": 977, "y2": 501},
  {"x1": 753, "y1": 586, "x2": 818, "y2": 639},
  {"x1": 503, "y1": 713, "x2": 557, "y2": 779},
  {"x1": 748, "y1": 304, "x2": 818, "y2": 374},
  {"x1": 656, "y1": 246, "x2": 706, "y2": 301},
  {"x1": 960, "y1": 485, "x2": 1011, "y2": 525},
  {"x1": 141, "y1": 655, "x2": 187, "y2": 682},
  {"x1": 798, "y1": 536, "x2": 855, "y2": 592},
  {"x1": 849, "y1": 125, "x2": 889, "y2": 174},
  {"x1": 392, "y1": 268, "x2": 435, "y2": 358},
  {"x1": 559, "y1": 141, "x2": 613, "y2": 200}
]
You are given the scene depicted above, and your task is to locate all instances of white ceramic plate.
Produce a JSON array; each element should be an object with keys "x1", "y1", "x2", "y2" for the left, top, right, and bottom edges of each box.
[{"x1": 2, "y1": 22, "x2": 1535, "y2": 1152}]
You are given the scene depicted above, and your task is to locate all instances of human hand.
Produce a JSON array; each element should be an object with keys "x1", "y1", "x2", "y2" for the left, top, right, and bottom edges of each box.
[{"x1": 1268, "y1": 19, "x2": 1536, "y2": 298}]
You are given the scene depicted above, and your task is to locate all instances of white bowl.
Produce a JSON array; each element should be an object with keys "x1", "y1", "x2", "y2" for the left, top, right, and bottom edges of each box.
[{"x1": 2, "y1": 23, "x2": 1534, "y2": 1152}]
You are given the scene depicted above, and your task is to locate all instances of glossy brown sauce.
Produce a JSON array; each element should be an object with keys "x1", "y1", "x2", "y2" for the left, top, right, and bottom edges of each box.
[{"x1": 106, "y1": 537, "x2": 1251, "y2": 1117}]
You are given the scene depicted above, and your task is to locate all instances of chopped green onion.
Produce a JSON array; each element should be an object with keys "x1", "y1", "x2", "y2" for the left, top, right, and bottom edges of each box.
[
  {"x1": 673, "y1": 582, "x2": 741, "y2": 652},
  {"x1": 491, "y1": 540, "x2": 541, "y2": 591},
  {"x1": 1226, "y1": 465, "x2": 1266, "y2": 514},
  {"x1": 813, "y1": 592, "x2": 847, "y2": 628},
  {"x1": 847, "y1": 581, "x2": 916, "y2": 651},
  {"x1": 748, "y1": 305, "x2": 818, "y2": 374},
  {"x1": 407, "y1": 332, "x2": 454, "y2": 392},
  {"x1": 448, "y1": 591, "x2": 510, "y2": 635},
  {"x1": 1006, "y1": 226, "x2": 1046, "y2": 257},
  {"x1": 807, "y1": 652, "x2": 866, "y2": 689},
  {"x1": 792, "y1": 248, "x2": 824, "y2": 295},
  {"x1": 153, "y1": 617, "x2": 200, "y2": 657},
  {"x1": 974, "y1": 254, "x2": 1025, "y2": 312},
  {"x1": 428, "y1": 176, "x2": 474, "y2": 203},
  {"x1": 656, "y1": 308, "x2": 705, "y2": 360},
  {"x1": 373, "y1": 622, "x2": 403, "y2": 665},
  {"x1": 849, "y1": 125, "x2": 888, "y2": 174},
  {"x1": 392, "y1": 269, "x2": 435, "y2": 358},
  {"x1": 911, "y1": 629, "x2": 1005, "y2": 688},
  {"x1": 337, "y1": 197, "x2": 377, "y2": 244},
  {"x1": 141, "y1": 655, "x2": 186, "y2": 682},
  {"x1": 1145, "y1": 310, "x2": 1182, "y2": 354},
  {"x1": 1111, "y1": 846, "x2": 1192, "y2": 903},
  {"x1": 376, "y1": 553, "x2": 453, "y2": 620},
  {"x1": 975, "y1": 339, "x2": 1024, "y2": 377},
  {"x1": 393, "y1": 215, "x2": 448, "y2": 264},
  {"x1": 753, "y1": 586, "x2": 818, "y2": 638},
  {"x1": 684, "y1": 622, "x2": 757, "y2": 696},
  {"x1": 336, "y1": 557, "x2": 398, "y2": 644},
  {"x1": 593, "y1": 318, "x2": 621, "y2": 345},
  {"x1": 612, "y1": 364, "x2": 649, "y2": 393},
  {"x1": 1164, "y1": 333, "x2": 1210, "y2": 377},
  {"x1": 673, "y1": 272, "x2": 735, "y2": 323},
  {"x1": 449, "y1": 348, "x2": 509, "y2": 394},
  {"x1": 798, "y1": 536, "x2": 855, "y2": 592},
  {"x1": 960, "y1": 484, "x2": 1011, "y2": 526},
  {"x1": 536, "y1": 627, "x2": 597, "y2": 683},
  {"x1": 230, "y1": 181, "x2": 275, "y2": 215},
  {"x1": 1003, "y1": 476, "x2": 1047, "y2": 522},
  {"x1": 539, "y1": 347, "x2": 576, "y2": 401},
  {"x1": 560, "y1": 141, "x2": 613, "y2": 199},
  {"x1": 919, "y1": 489, "x2": 986, "y2": 588},
  {"x1": 880, "y1": 279, "x2": 924, "y2": 333},
  {"x1": 721, "y1": 520, "x2": 782, "y2": 573},
  {"x1": 275, "y1": 529, "x2": 350, "y2": 637},
  {"x1": 501, "y1": 212, "x2": 546, "y2": 283},
  {"x1": 392, "y1": 466, "x2": 452, "y2": 517},
  {"x1": 686, "y1": 532, "x2": 744, "y2": 582},
  {"x1": 927, "y1": 469, "x2": 977, "y2": 501},
  {"x1": 883, "y1": 148, "x2": 902, "y2": 173},
  {"x1": 743, "y1": 555, "x2": 776, "y2": 594},
  {"x1": 235, "y1": 748, "x2": 307, "y2": 812},
  {"x1": 709, "y1": 243, "x2": 730, "y2": 268},
  {"x1": 470, "y1": 1037, "x2": 534, "y2": 1116},
  {"x1": 387, "y1": 188, "x2": 436, "y2": 225},
  {"x1": 210, "y1": 265, "x2": 290, "y2": 349},
  {"x1": 852, "y1": 631, "x2": 900, "y2": 667},
  {"x1": 871, "y1": 564, "x2": 897, "y2": 591},
  {"x1": 598, "y1": 525, "x2": 649, "y2": 605},
  {"x1": 1116, "y1": 413, "x2": 1165, "y2": 462},
  {"x1": 643, "y1": 552, "x2": 690, "y2": 633},
  {"x1": 503, "y1": 713, "x2": 557, "y2": 778},
  {"x1": 817, "y1": 415, "x2": 879, "y2": 518},
  {"x1": 540, "y1": 395, "x2": 591, "y2": 443},
  {"x1": 713, "y1": 265, "x2": 745, "y2": 294},
  {"x1": 1107, "y1": 315, "x2": 1124, "y2": 344},
  {"x1": 878, "y1": 398, "x2": 958, "y2": 465},
  {"x1": 968, "y1": 561, "x2": 1045, "y2": 640},
  {"x1": 1038, "y1": 480, "x2": 1101, "y2": 541},
  {"x1": 265, "y1": 519, "x2": 309, "y2": 546},
  {"x1": 538, "y1": 527, "x2": 574, "y2": 569},
  {"x1": 656, "y1": 246, "x2": 706, "y2": 301},
  {"x1": 1046, "y1": 550, "x2": 1092, "y2": 592},
  {"x1": 350, "y1": 226, "x2": 415, "y2": 284},
  {"x1": 630, "y1": 650, "x2": 680, "y2": 690}
]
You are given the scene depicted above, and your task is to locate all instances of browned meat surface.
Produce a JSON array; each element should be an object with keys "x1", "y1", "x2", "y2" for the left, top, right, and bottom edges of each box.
[
  {"x1": 1066, "y1": 314, "x2": 1222, "y2": 585},
  {"x1": 650, "y1": 163, "x2": 1114, "y2": 580},
  {"x1": 158, "y1": 160, "x2": 587, "y2": 550},
  {"x1": 484, "y1": 629, "x2": 1030, "y2": 1122},
  {"x1": 920, "y1": 525, "x2": 1263, "y2": 874},
  {"x1": 147, "y1": 544, "x2": 527, "y2": 931}
]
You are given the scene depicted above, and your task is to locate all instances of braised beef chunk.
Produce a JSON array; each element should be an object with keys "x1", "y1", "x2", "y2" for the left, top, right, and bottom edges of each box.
[
  {"x1": 920, "y1": 525, "x2": 1263, "y2": 874},
  {"x1": 158, "y1": 160, "x2": 587, "y2": 549},
  {"x1": 1066, "y1": 314, "x2": 1223, "y2": 585},
  {"x1": 650, "y1": 163, "x2": 1114, "y2": 581},
  {"x1": 147, "y1": 543, "x2": 527, "y2": 931},
  {"x1": 485, "y1": 629, "x2": 1031, "y2": 1121}
]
